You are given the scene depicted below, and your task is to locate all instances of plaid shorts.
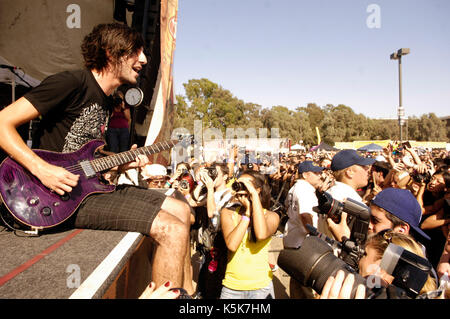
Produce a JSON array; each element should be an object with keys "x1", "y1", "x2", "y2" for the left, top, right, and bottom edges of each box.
[{"x1": 72, "y1": 185, "x2": 166, "y2": 235}]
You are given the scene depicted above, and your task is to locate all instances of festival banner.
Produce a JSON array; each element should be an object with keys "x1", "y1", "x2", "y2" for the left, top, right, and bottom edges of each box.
[{"x1": 144, "y1": 0, "x2": 178, "y2": 166}]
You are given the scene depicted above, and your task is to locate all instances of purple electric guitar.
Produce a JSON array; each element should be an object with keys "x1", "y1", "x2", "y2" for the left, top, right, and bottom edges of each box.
[{"x1": 0, "y1": 138, "x2": 179, "y2": 230}]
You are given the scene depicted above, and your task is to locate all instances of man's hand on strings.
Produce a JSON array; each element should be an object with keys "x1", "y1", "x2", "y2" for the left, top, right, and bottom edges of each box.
[{"x1": 35, "y1": 161, "x2": 79, "y2": 195}]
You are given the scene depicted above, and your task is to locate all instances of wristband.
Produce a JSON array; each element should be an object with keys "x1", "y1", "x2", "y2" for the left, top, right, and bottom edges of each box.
[
  {"x1": 241, "y1": 215, "x2": 250, "y2": 222},
  {"x1": 165, "y1": 181, "x2": 172, "y2": 187}
]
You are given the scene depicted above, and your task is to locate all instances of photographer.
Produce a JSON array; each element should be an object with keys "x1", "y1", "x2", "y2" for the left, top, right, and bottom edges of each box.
[
  {"x1": 283, "y1": 161, "x2": 331, "y2": 299},
  {"x1": 165, "y1": 162, "x2": 192, "y2": 189},
  {"x1": 368, "y1": 188, "x2": 431, "y2": 244},
  {"x1": 318, "y1": 149, "x2": 375, "y2": 240},
  {"x1": 360, "y1": 230, "x2": 437, "y2": 296},
  {"x1": 327, "y1": 188, "x2": 432, "y2": 256},
  {"x1": 195, "y1": 162, "x2": 232, "y2": 299},
  {"x1": 320, "y1": 231, "x2": 437, "y2": 299},
  {"x1": 220, "y1": 170, "x2": 280, "y2": 299}
]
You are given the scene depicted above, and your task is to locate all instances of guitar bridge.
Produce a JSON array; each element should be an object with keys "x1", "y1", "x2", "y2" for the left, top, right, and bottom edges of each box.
[{"x1": 80, "y1": 160, "x2": 96, "y2": 178}]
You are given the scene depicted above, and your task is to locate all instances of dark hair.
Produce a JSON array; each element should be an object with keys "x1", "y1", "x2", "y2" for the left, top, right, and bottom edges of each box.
[
  {"x1": 441, "y1": 171, "x2": 450, "y2": 189},
  {"x1": 213, "y1": 162, "x2": 229, "y2": 179},
  {"x1": 239, "y1": 170, "x2": 271, "y2": 209},
  {"x1": 112, "y1": 91, "x2": 124, "y2": 107},
  {"x1": 176, "y1": 162, "x2": 191, "y2": 171},
  {"x1": 81, "y1": 23, "x2": 144, "y2": 71},
  {"x1": 372, "y1": 161, "x2": 390, "y2": 177}
]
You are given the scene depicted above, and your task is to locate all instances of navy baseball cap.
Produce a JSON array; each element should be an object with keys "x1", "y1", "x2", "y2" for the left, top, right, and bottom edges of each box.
[
  {"x1": 298, "y1": 161, "x2": 325, "y2": 174},
  {"x1": 371, "y1": 188, "x2": 431, "y2": 241},
  {"x1": 331, "y1": 149, "x2": 376, "y2": 171}
]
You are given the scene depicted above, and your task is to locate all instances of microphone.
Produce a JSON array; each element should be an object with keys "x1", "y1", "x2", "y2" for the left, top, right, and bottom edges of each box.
[{"x1": 0, "y1": 64, "x2": 16, "y2": 70}]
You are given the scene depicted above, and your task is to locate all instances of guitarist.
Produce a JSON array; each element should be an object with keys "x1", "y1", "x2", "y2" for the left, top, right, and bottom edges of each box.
[{"x1": 0, "y1": 23, "x2": 193, "y2": 294}]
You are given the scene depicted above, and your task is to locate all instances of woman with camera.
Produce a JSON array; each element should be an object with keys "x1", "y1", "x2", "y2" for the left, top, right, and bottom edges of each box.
[
  {"x1": 321, "y1": 230, "x2": 437, "y2": 299},
  {"x1": 165, "y1": 162, "x2": 192, "y2": 189},
  {"x1": 219, "y1": 170, "x2": 280, "y2": 299}
]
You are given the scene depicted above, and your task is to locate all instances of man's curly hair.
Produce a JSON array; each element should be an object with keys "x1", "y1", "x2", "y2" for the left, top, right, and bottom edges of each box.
[{"x1": 81, "y1": 23, "x2": 145, "y2": 71}]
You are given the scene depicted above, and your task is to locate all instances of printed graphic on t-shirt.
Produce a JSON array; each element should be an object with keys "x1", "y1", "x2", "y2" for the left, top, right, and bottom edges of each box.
[{"x1": 63, "y1": 102, "x2": 109, "y2": 153}]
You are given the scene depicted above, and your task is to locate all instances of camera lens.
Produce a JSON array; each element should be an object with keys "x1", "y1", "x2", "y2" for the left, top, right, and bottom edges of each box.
[
  {"x1": 278, "y1": 236, "x2": 365, "y2": 298},
  {"x1": 179, "y1": 180, "x2": 189, "y2": 190},
  {"x1": 207, "y1": 167, "x2": 218, "y2": 180},
  {"x1": 314, "y1": 191, "x2": 343, "y2": 223},
  {"x1": 232, "y1": 181, "x2": 246, "y2": 192}
]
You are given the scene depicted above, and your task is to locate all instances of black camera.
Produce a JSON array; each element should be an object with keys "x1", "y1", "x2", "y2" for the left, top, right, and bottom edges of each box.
[
  {"x1": 278, "y1": 235, "x2": 366, "y2": 299},
  {"x1": 206, "y1": 167, "x2": 218, "y2": 180},
  {"x1": 314, "y1": 191, "x2": 370, "y2": 225},
  {"x1": 313, "y1": 191, "x2": 370, "y2": 269},
  {"x1": 411, "y1": 171, "x2": 431, "y2": 184},
  {"x1": 380, "y1": 243, "x2": 433, "y2": 298},
  {"x1": 277, "y1": 234, "x2": 432, "y2": 299},
  {"x1": 179, "y1": 180, "x2": 190, "y2": 190},
  {"x1": 231, "y1": 181, "x2": 247, "y2": 192}
]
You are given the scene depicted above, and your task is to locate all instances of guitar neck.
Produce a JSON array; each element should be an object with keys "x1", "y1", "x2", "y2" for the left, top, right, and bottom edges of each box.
[{"x1": 90, "y1": 140, "x2": 177, "y2": 173}]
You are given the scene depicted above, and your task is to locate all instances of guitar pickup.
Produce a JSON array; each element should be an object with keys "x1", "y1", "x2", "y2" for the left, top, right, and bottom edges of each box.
[{"x1": 79, "y1": 160, "x2": 96, "y2": 178}]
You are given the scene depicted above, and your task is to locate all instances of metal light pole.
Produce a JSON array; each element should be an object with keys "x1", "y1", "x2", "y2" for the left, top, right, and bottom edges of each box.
[{"x1": 390, "y1": 48, "x2": 410, "y2": 142}]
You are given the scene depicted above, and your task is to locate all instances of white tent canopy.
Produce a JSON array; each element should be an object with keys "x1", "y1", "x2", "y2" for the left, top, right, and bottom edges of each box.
[{"x1": 290, "y1": 144, "x2": 305, "y2": 151}]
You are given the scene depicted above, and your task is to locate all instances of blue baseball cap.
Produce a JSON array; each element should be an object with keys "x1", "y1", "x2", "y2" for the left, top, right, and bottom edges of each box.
[
  {"x1": 371, "y1": 188, "x2": 431, "y2": 242},
  {"x1": 298, "y1": 161, "x2": 325, "y2": 174},
  {"x1": 331, "y1": 149, "x2": 376, "y2": 171}
]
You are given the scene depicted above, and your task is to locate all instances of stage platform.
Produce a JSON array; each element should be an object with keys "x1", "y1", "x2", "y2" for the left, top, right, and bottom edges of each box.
[{"x1": 0, "y1": 225, "x2": 154, "y2": 299}]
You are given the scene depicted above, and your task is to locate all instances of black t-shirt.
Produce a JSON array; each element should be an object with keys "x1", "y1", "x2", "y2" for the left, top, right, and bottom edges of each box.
[{"x1": 25, "y1": 69, "x2": 111, "y2": 153}]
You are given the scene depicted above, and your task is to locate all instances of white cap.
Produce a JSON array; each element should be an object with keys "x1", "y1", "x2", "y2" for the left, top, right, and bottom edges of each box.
[
  {"x1": 375, "y1": 155, "x2": 387, "y2": 162},
  {"x1": 141, "y1": 164, "x2": 167, "y2": 180}
]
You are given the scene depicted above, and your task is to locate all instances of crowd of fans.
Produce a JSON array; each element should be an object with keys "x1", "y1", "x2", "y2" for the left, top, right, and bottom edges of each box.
[{"x1": 115, "y1": 141, "x2": 449, "y2": 299}]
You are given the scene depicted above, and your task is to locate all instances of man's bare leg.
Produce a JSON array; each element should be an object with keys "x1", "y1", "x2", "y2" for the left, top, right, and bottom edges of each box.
[
  {"x1": 183, "y1": 239, "x2": 195, "y2": 295},
  {"x1": 161, "y1": 197, "x2": 195, "y2": 293},
  {"x1": 149, "y1": 210, "x2": 189, "y2": 287}
]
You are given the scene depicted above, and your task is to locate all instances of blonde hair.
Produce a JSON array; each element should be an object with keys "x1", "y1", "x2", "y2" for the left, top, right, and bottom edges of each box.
[
  {"x1": 366, "y1": 231, "x2": 437, "y2": 295},
  {"x1": 332, "y1": 167, "x2": 351, "y2": 182}
]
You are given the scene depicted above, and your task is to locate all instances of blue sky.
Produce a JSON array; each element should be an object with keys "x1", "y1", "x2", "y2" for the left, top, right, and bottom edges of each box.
[{"x1": 173, "y1": 0, "x2": 450, "y2": 119}]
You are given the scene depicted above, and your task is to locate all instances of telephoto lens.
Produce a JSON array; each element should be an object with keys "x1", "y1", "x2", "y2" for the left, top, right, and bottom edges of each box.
[
  {"x1": 313, "y1": 190, "x2": 343, "y2": 223},
  {"x1": 277, "y1": 235, "x2": 366, "y2": 298}
]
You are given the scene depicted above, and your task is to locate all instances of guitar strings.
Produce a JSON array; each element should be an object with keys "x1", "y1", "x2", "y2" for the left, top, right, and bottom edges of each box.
[{"x1": 60, "y1": 142, "x2": 173, "y2": 173}]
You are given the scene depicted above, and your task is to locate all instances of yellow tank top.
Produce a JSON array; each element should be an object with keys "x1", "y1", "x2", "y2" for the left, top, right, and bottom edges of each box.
[{"x1": 222, "y1": 208, "x2": 273, "y2": 290}]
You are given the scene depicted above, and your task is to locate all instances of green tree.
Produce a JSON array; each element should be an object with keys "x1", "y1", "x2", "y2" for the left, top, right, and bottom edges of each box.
[{"x1": 416, "y1": 113, "x2": 447, "y2": 141}]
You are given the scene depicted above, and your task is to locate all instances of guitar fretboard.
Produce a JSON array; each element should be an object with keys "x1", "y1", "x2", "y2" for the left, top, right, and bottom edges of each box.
[{"x1": 90, "y1": 140, "x2": 177, "y2": 173}]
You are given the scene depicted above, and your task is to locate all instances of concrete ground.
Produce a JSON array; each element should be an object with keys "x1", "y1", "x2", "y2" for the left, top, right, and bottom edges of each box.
[{"x1": 269, "y1": 234, "x2": 291, "y2": 299}]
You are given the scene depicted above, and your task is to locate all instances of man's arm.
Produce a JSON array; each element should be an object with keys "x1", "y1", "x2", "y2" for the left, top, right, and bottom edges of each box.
[{"x1": 0, "y1": 97, "x2": 79, "y2": 195}]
